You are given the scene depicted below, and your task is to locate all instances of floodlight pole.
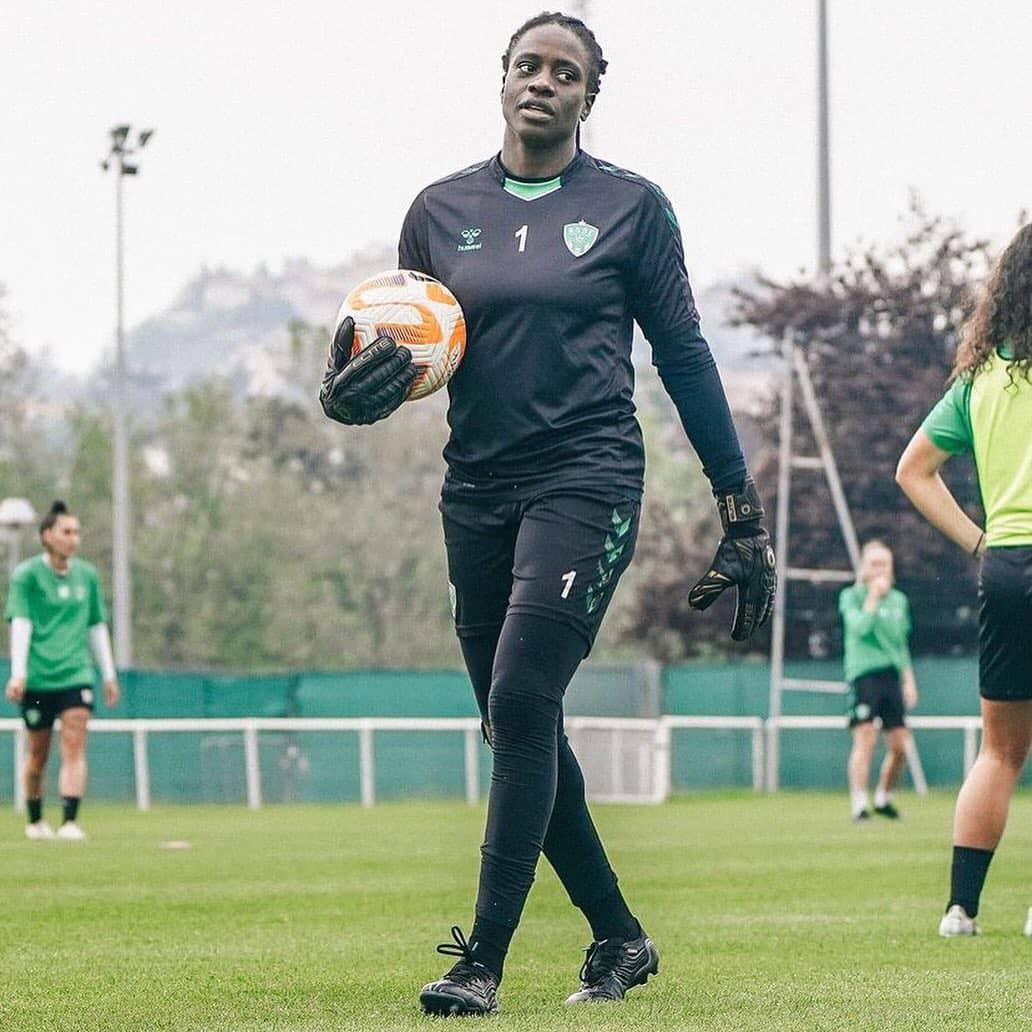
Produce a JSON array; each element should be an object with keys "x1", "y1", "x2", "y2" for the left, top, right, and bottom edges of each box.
[
  {"x1": 766, "y1": 2, "x2": 841, "y2": 790},
  {"x1": 102, "y1": 125, "x2": 154, "y2": 669},
  {"x1": 817, "y1": 0, "x2": 831, "y2": 282},
  {"x1": 113, "y1": 157, "x2": 131, "y2": 670}
]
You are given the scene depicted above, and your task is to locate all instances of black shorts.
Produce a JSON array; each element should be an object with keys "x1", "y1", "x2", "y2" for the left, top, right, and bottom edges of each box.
[
  {"x1": 441, "y1": 491, "x2": 640, "y2": 652},
  {"x1": 20, "y1": 685, "x2": 95, "y2": 731},
  {"x1": 847, "y1": 667, "x2": 905, "y2": 730},
  {"x1": 979, "y1": 546, "x2": 1032, "y2": 701}
]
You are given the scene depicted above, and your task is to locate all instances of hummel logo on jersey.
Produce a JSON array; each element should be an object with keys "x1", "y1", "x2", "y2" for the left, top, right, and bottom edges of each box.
[
  {"x1": 458, "y1": 227, "x2": 483, "y2": 252},
  {"x1": 563, "y1": 220, "x2": 599, "y2": 257}
]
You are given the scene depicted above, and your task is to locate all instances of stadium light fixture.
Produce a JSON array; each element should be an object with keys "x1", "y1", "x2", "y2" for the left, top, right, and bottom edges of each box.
[
  {"x1": 100, "y1": 122, "x2": 155, "y2": 669},
  {"x1": 0, "y1": 497, "x2": 37, "y2": 578}
]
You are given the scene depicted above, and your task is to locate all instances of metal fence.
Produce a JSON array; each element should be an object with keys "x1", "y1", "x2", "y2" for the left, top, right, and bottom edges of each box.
[{"x1": 1, "y1": 714, "x2": 982, "y2": 809}]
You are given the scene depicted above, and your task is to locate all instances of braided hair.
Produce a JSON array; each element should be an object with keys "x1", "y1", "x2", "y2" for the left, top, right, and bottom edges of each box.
[{"x1": 501, "y1": 11, "x2": 608, "y2": 98}]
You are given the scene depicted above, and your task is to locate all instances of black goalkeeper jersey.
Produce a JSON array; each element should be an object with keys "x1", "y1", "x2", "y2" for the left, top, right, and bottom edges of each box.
[{"x1": 398, "y1": 150, "x2": 746, "y2": 500}]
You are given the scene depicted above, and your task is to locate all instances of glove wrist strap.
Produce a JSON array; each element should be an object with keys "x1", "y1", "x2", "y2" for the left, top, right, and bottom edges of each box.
[{"x1": 716, "y1": 480, "x2": 765, "y2": 534}]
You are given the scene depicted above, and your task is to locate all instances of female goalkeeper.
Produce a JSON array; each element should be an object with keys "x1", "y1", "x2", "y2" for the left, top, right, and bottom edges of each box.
[
  {"x1": 319, "y1": 10, "x2": 776, "y2": 1015},
  {"x1": 897, "y1": 221, "x2": 1032, "y2": 937}
]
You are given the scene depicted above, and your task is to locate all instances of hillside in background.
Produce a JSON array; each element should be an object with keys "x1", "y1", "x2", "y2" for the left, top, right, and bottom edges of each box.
[
  {"x1": 91, "y1": 254, "x2": 776, "y2": 413},
  {"x1": 106, "y1": 245, "x2": 397, "y2": 408}
]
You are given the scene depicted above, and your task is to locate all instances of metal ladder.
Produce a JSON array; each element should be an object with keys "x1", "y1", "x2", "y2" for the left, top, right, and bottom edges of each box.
[{"x1": 766, "y1": 343, "x2": 928, "y2": 793}]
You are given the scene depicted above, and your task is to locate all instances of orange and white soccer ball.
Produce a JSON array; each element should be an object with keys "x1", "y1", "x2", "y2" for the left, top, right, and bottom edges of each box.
[{"x1": 334, "y1": 269, "x2": 466, "y2": 400}]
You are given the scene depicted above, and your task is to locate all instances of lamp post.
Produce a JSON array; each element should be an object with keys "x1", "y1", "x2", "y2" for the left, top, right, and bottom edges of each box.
[
  {"x1": 101, "y1": 124, "x2": 154, "y2": 669},
  {"x1": 0, "y1": 498, "x2": 38, "y2": 580},
  {"x1": 816, "y1": 0, "x2": 831, "y2": 282}
]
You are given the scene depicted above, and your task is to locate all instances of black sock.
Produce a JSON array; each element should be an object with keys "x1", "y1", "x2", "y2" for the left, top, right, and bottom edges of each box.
[
  {"x1": 27, "y1": 799, "x2": 42, "y2": 824},
  {"x1": 468, "y1": 916, "x2": 512, "y2": 981},
  {"x1": 62, "y1": 796, "x2": 80, "y2": 824},
  {"x1": 581, "y1": 887, "x2": 641, "y2": 942},
  {"x1": 948, "y1": 845, "x2": 995, "y2": 918}
]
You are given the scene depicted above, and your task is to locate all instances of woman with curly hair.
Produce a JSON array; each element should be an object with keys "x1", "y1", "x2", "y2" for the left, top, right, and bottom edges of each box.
[{"x1": 897, "y1": 221, "x2": 1032, "y2": 936}]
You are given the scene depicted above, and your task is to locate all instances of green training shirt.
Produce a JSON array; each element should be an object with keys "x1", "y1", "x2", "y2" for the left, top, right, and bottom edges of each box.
[
  {"x1": 5, "y1": 555, "x2": 107, "y2": 690},
  {"x1": 921, "y1": 351, "x2": 1032, "y2": 546},
  {"x1": 839, "y1": 583, "x2": 912, "y2": 683}
]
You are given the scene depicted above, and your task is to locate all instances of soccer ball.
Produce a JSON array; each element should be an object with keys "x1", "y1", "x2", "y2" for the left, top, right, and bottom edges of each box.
[{"x1": 334, "y1": 269, "x2": 466, "y2": 400}]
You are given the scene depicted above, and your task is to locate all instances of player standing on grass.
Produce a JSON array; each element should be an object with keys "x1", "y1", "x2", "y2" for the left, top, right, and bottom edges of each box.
[
  {"x1": 4, "y1": 501, "x2": 119, "y2": 841},
  {"x1": 896, "y1": 222, "x2": 1032, "y2": 937},
  {"x1": 840, "y1": 540, "x2": 918, "y2": 822},
  {"x1": 320, "y1": 10, "x2": 776, "y2": 1015}
]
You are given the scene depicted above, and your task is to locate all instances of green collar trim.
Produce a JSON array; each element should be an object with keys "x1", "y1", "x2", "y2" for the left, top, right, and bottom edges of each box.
[{"x1": 503, "y1": 175, "x2": 562, "y2": 201}]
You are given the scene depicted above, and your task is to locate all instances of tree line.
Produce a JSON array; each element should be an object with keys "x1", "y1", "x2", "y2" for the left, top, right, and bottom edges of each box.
[{"x1": 0, "y1": 204, "x2": 995, "y2": 669}]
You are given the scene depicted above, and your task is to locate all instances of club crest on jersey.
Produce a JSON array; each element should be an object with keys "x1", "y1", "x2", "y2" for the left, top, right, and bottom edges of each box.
[
  {"x1": 563, "y1": 220, "x2": 599, "y2": 257},
  {"x1": 457, "y1": 227, "x2": 483, "y2": 252}
]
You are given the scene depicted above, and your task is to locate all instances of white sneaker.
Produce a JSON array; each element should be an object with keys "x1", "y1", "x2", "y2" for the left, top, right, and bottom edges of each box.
[
  {"x1": 25, "y1": 820, "x2": 56, "y2": 841},
  {"x1": 939, "y1": 904, "x2": 978, "y2": 937},
  {"x1": 1023, "y1": 907, "x2": 1032, "y2": 937},
  {"x1": 56, "y1": 821, "x2": 87, "y2": 842}
]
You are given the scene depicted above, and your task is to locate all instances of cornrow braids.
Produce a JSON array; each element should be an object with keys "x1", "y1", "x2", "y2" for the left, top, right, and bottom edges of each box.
[{"x1": 502, "y1": 11, "x2": 608, "y2": 98}]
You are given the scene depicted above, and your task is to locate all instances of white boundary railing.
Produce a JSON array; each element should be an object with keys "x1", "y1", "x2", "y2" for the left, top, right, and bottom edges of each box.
[{"x1": 1, "y1": 714, "x2": 982, "y2": 810}]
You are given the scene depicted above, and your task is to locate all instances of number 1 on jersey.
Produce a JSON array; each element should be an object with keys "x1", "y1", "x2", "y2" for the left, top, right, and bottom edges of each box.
[
  {"x1": 515, "y1": 224, "x2": 528, "y2": 253},
  {"x1": 560, "y1": 570, "x2": 576, "y2": 599}
]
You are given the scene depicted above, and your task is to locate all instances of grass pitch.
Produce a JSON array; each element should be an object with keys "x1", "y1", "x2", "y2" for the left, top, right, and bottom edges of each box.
[{"x1": 2, "y1": 792, "x2": 1031, "y2": 1031}]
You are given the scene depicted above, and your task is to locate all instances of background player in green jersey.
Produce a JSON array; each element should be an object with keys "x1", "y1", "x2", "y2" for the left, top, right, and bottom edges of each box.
[
  {"x1": 840, "y1": 540, "x2": 918, "y2": 822},
  {"x1": 4, "y1": 501, "x2": 119, "y2": 841},
  {"x1": 897, "y1": 222, "x2": 1032, "y2": 936}
]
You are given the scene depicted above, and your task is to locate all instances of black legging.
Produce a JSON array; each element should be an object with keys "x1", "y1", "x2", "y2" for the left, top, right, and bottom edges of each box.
[{"x1": 460, "y1": 612, "x2": 621, "y2": 930}]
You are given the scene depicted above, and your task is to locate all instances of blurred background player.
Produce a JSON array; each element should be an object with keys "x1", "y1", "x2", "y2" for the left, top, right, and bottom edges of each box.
[
  {"x1": 897, "y1": 221, "x2": 1032, "y2": 936},
  {"x1": 840, "y1": 540, "x2": 918, "y2": 821},
  {"x1": 320, "y1": 10, "x2": 775, "y2": 1017},
  {"x1": 4, "y1": 500, "x2": 119, "y2": 841}
]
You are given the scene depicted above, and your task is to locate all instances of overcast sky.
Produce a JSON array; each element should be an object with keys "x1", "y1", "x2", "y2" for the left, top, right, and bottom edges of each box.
[{"x1": 2, "y1": 0, "x2": 1029, "y2": 374}]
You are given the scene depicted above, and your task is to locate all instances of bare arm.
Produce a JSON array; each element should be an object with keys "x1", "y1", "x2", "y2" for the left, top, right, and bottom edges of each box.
[
  {"x1": 901, "y1": 665, "x2": 918, "y2": 710},
  {"x1": 895, "y1": 430, "x2": 985, "y2": 557}
]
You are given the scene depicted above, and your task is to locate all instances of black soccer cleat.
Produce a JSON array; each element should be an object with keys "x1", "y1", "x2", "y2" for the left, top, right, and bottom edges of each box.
[
  {"x1": 852, "y1": 809, "x2": 871, "y2": 823},
  {"x1": 565, "y1": 930, "x2": 659, "y2": 1004},
  {"x1": 874, "y1": 801, "x2": 901, "y2": 820},
  {"x1": 419, "y1": 926, "x2": 500, "y2": 1017}
]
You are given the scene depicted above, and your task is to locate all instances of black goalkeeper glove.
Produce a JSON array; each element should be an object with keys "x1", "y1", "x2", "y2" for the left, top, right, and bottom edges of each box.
[
  {"x1": 319, "y1": 316, "x2": 417, "y2": 426},
  {"x1": 687, "y1": 480, "x2": 777, "y2": 641}
]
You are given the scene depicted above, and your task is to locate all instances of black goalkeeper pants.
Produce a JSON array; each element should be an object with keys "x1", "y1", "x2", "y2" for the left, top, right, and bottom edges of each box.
[{"x1": 442, "y1": 491, "x2": 640, "y2": 931}]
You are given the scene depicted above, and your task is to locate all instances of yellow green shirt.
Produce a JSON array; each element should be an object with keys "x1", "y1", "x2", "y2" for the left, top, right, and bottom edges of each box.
[{"x1": 921, "y1": 352, "x2": 1032, "y2": 546}]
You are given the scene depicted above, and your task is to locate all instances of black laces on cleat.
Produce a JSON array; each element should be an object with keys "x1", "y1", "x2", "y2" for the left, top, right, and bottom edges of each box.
[
  {"x1": 435, "y1": 926, "x2": 488, "y2": 985},
  {"x1": 580, "y1": 938, "x2": 626, "y2": 986},
  {"x1": 420, "y1": 926, "x2": 501, "y2": 1015},
  {"x1": 566, "y1": 932, "x2": 658, "y2": 1003},
  {"x1": 436, "y1": 925, "x2": 475, "y2": 964}
]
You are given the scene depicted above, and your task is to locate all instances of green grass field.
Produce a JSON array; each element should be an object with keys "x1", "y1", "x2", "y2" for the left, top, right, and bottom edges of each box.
[{"x1": 2, "y1": 792, "x2": 1031, "y2": 1031}]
